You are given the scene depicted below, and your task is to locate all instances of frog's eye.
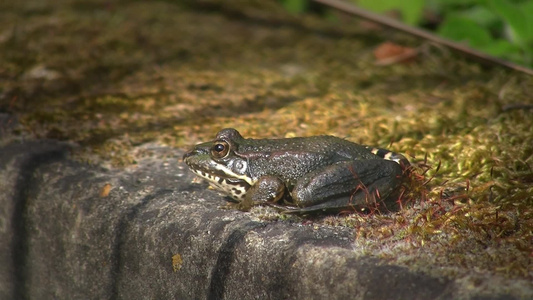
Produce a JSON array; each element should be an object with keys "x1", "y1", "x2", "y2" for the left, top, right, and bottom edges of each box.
[{"x1": 211, "y1": 141, "x2": 230, "y2": 159}]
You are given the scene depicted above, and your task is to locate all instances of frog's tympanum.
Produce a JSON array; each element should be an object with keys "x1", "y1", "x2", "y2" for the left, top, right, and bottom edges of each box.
[{"x1": 183, "y1": 128, "x2": 409, "y2": 213}]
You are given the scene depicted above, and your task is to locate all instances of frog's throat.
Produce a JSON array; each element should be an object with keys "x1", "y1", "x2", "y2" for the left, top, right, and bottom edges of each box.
[{"x1": 186, "y1": 164, "x2": 254, "y2": 201}]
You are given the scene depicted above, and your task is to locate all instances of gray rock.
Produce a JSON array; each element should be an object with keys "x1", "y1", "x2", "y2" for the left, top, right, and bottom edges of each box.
[
  {"x1": 0, "y1": 113, "x2": 17, "y2": 138},
  {"x1": 0, "y1": 140, "x2": 523, "y2": 299}
]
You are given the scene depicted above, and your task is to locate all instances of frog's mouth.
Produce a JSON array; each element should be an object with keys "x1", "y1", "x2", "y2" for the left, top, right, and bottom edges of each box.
[{"x1": 184, "y1": 159, "x2": 252, "y2": 201}]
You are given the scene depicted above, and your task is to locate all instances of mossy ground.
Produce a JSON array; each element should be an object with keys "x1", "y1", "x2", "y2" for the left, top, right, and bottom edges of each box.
[{"x1": 1, "y1": 0, "x2": 531, "y2": 294}]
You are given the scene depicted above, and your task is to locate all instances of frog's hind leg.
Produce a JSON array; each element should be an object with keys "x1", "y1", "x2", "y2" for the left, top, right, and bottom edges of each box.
[{"x1": 289, "y1": 159, "x2": 403, "y2": 214}]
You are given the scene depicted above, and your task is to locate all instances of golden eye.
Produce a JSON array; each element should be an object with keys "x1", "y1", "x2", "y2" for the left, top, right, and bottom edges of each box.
[{"x1": 211, "y1": 141, "x2": 229, "y2": 159}]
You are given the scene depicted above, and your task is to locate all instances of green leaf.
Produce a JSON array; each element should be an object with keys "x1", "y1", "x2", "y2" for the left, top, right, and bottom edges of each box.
[
  {"x1": 356, "y1": 0, "x2": 425, "y2": 25},
  {"x1": 480, "y1": 38, "x2": 519, "y2": 56},
  {"x1": 438, "y1": 15, "x2": 493, "y2": 47},
  {"x1": 518, "y1": 0, "x2": 533, "y2": 41},
  {"x1": 281, "y1": 0, "x2": 307, "y2": 14},
  {"x1": 458, "y1": 5, "x2": 499, "y2": 28},
  {"x1": 486, "y1": 0, "x2": 532, "y2": 44},
  {"x1": 429, "y1": 0, "x2": 479, "y2": 5}
]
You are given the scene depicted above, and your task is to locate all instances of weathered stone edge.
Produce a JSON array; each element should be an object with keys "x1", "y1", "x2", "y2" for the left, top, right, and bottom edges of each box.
[{"x1": 0, "y1": 140, "x2": 522, "y2": 299}]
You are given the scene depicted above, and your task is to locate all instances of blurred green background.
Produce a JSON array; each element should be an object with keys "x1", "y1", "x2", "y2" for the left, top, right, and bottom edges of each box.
[{"x1": 281, "y1": 0, "x2": 533, "y2": 68}]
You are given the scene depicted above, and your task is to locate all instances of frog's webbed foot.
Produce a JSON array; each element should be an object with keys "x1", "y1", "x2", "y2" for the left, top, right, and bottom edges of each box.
[
  {"x1": 218, "y1": 201, "x2": 252, "y2": 212},
  {"x1": 280, "y1": 196, "x2": 379, "y2": 215},
  {"x1": 261, "y1": 202, "x2": 290, "y2": 212}
]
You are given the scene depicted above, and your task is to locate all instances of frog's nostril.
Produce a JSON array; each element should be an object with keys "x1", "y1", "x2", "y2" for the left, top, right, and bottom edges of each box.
[
  {"x1": 182, "y1": 150, "x2": 197, "y2": 160},
  {"x1": 183, "y1": 147, "x2": 210, "y2": 161}
]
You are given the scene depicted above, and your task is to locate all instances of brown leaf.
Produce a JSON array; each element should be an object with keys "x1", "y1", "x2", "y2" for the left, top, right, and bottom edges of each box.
[{"x1": 373, "y1": 42, "x2": 418, "y2": 65}]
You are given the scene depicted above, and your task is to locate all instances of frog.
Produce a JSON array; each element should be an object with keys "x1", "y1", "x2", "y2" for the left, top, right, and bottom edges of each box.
[{"x1": 183, "y1": 128, "x2": 409, "y2": 214}]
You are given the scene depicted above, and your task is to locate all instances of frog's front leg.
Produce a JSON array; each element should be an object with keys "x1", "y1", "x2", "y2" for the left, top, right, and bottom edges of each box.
[
  {"x1": 289, "y1": 159, "x2": 403, "y2": 213},
  {"x1": 238, "y1": 175, "x2": 286, "y2": 210}
]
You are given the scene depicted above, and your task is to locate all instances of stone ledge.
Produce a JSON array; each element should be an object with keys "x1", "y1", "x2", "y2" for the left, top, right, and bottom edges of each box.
[{"x1": 0, "y1": 140, "x2": 523, "y2": 299}]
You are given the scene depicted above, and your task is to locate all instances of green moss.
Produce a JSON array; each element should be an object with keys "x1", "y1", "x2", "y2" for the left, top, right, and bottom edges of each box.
[{"x1": 0, "y1": 0, "x2": 531, "y2": 290}]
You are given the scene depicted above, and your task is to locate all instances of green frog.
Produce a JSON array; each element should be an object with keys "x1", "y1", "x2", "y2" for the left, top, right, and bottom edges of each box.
[{"x1": 183, "y1": 128, "x2": 409, "y2": 213}]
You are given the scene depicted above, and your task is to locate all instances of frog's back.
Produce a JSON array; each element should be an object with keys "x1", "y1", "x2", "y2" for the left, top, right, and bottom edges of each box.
[
  {"x1": 238, "y1": 135, "x2": 379, "y2": 183},
  {"x1": 238, "y1": 135, "x2": 375, "y2": 160}
]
